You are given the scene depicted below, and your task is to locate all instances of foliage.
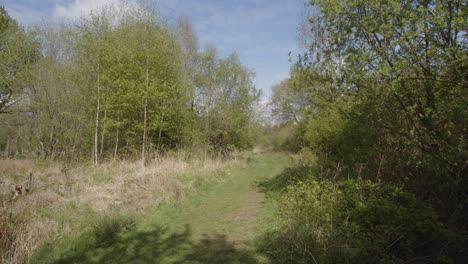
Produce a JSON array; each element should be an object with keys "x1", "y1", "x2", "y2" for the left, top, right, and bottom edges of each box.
[
  {"x1": 256, "y1": 123, "x2": 300, "y2": 151},
  {"x1": 0, "y1": 6, "x2": 39, "y2": 114},
  {"x1": 259, "y1": 175, "x2": 448, "y2": 263},
  {"x1": 298, "y1": 0, "x2": 468, "y2": 203},
  {"x1": 194, "y1": 48, "x2": 261, "y2": 153},
  {"x1": 0, "y1": 3, "x2": 260, "y2": 161},
  {"x1": 0, "y1": 6, "x2": 40, "y2": 159},
  {"x1": 267, "y1": 0, "x2": 468, "y2": 260}
]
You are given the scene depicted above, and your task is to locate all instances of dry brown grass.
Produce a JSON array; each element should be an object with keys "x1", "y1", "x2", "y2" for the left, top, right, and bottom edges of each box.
[
  {"x1": 0, "y1": 159, "x2": 33, "y2": 177},
  {"x1": 0, "y1": 153, "x2": 243, "y2": 264},
  {"x1": 0, "y1": 210, "x2": 58, "y2": 264},
  {"x1": 76, "y1": 156, "x2": 232, "y2": 212},
  {"x1": 0, "y1": 160, "x2": 34, "y2": 197}
]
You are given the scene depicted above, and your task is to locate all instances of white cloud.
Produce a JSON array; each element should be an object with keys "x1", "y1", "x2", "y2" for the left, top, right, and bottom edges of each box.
[{"x1": 53, "y1": 0, "x2": 123, "y2": 19}]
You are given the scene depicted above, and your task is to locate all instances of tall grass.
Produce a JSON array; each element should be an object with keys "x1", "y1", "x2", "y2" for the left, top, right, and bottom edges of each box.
[{"x1": 0, "y1": 152, "x2": 243, "y2": 263}]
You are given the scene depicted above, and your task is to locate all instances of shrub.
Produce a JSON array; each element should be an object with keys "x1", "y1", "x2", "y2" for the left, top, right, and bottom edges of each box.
[{"x1": 260, "y1": 178, "x2": 447, "y2": 263}]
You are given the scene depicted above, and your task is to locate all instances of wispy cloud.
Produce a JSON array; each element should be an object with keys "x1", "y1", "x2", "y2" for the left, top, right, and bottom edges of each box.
[
  {"x1": 53, "y1": 0, "x2": 136, "y2": 19},
  {"x1": 3, "y1": 0, "x2": 127, "y2": 24},
  {"x1": 54, "y1": 0, "x2": 109, "y2": 18}
]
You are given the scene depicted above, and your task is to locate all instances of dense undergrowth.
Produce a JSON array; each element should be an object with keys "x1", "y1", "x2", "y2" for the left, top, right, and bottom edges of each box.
[
  {"x1": 257, "y1": 166, "x2": 448, "y2": 263},
  {"x1": 261, "y1": 0, "x2": 467, "y2": 262}
]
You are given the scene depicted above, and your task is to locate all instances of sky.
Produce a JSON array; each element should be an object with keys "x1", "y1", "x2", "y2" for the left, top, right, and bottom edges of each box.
[{"x1": 1, "y1": 0, "x2": 305, "y2": 99}]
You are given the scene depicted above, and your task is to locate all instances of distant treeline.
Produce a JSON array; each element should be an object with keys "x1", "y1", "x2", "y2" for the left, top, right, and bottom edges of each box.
[{"x1": 0, "y1": 3, "x2": 260, "y2": 163}]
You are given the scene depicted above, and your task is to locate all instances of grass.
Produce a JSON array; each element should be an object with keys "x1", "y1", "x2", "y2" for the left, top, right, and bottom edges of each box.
[
  {"x1": 144, "y1": 153, "x2": 288, "y2": 241},
  {"x1": 0, "y1": 153, "x2": 244, "y2": 263},
  {"x1": 28, "y1": 153, "x2": 289, "y2": 264},
  {"x1": 33, "y1": 223, "x2": 258, "y2": 264}
]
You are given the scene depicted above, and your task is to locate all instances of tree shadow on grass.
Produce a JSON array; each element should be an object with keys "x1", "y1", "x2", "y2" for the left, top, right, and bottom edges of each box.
[
  {"x1": 256, "y1": 166, "x2": 314, "y2": 194},
  {"x1": 47, "y1": 224, "x2": 257, "y2": 264},
  {"x1": 182, "y1": 234, "x2": 257, "y2": 264}
]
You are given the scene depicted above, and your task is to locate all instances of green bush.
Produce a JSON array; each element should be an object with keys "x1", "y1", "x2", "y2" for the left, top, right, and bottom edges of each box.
[{"x1": 260, "y1": 177, "x2": 448, "y2": 264}]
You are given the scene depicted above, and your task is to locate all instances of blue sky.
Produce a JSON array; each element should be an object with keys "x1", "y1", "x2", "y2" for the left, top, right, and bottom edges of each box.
[{"x1": 2, "y1": 0, "x2": 304, "y2": 98}]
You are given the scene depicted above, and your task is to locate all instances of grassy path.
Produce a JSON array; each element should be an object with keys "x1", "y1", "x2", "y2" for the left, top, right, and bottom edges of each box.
[
  {"x1": 147, "y1": 153, "x2": 287, "y2": 244},
  {"x1": 32, "y1": 154, "x2": 287, "y2": 264}
]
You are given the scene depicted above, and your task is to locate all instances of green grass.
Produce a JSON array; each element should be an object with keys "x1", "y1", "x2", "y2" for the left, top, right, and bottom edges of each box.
[{"x1": 30, "y1": 153, "x2": 288, "y2": 264}]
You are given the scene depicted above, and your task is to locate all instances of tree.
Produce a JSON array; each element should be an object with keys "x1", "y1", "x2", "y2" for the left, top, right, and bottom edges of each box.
[
  {"x1": 75, "y1": 8, "x2": 114, "y2": 164},
  {"x1": 0, "y1": 6, "x2": 38, "y2": 114},
  {"x1": 195, "y1": 48, "x2": 260, "y2": 153},
  {"x1": 82, "y1": 5, "x2": 189, "y2": 160},
  {"x1": 0, "y1": 1, "x2": 259, "y2": 161},
  {"x1": 270, "y1": 66, "x2": 318, "y2": 124},
  {"x1": 294, "y1": 0, "x2": 467, "y2": 256}
]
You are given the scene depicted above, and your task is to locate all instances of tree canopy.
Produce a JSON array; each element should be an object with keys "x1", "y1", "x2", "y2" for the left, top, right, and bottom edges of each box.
[
  {"x1": 0, "y1": 3, "x2": 260, "y2": 161},
  {"x1": 267, "y1": 0, "x2": 468, "y2": 261},
  {"x1": 0, "y1": 6, "x2": 38, "y2": 114}
]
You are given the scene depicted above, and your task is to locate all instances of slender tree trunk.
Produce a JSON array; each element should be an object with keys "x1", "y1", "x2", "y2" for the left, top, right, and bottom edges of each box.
[
  {"x1": 100, "y1": 108, "x2": 107, "y2": 157},
  {"x1": 156, "y1": 80, "x2": 166, "y2": 153},
  {"x1": 113, "y1": 128, "x2": 119, "y2": 161},
  {"x1": 48, "y1": 126, "x2": 54, "y2": 160},
  {"x1": 14, "y1": 135, "x2": 19, "y2": 157},
  {"x1": 38, "y1": 137, "x2": 45, "y2": 159},
  {"x1": 126, "y1": 134, "x2": 130, "y2": 157},
  {"x1": 157, "y1": 114, "x2": 164, "y2": 152},
  {"x1": 70, "y1": 133, "x2": 77, "y2": 163},
  {"x1": 5, "y1": 137, "x2": 10, "y2": 157},
  {"x1": 142, "y1": 65, "x2": 149, "y2": 162},
  {"x1": 93, "y1": 63, "x2": 101, "y2": 165}
]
